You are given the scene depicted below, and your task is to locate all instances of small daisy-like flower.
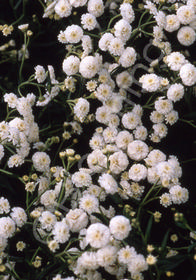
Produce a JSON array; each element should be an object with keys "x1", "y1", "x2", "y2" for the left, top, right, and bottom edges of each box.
[
  {"x1": 177, "y1": 26, "x2": 196, "y2": 46},
  {"x1": 79, "y1": 194, "x2": 99, "y2": 214},
  {"x1": 81, "y1": 13, "x2": 97, "y2": 30},
  {"x1": 64, "y1": 24, "x2": 83, "y2": 44},
  {"x1": 160, "y1": 193, "x2": 172, "y2": 207},
  {"x1": 86, "y1": 223, "x2": 110, "y2": 248},
  {"x1": 35, "y1": 65, "x2": 46, "y2": 83},
  {"x1": 139, "y1": 74, "x2": 160, "y2": 92},
  {"x1": 146, "y1": 254, "x2": 157, "y2": 265},
  {"x1": 109, "y1": 215, "x2": 131, "y2": 240},
  {"x1": 16, "y1": 241, "x2": 26, "y2": 251},
  {"x1": 72, "y1": 170, "x2": 92, "y2": 188}
]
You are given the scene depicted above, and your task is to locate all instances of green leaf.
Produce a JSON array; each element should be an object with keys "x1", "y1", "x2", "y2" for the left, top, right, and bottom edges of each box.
[
  {"x1": 158, "y1": 254, "x2": 187, "y2": 271},
  {"x1": 188, "y1": 242, "x2": 196, "y2": 253},
  {"x1": 144, "y1": 215, "x2": 153, "y2": 243},
  {"x1": 161, "y1": 229, "x2": 170, "y2": 251}
]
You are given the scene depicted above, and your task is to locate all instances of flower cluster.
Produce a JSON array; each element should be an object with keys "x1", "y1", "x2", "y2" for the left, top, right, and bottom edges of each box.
[{"x1": 0, "y1": 0, "x2": 196, "y2": 280}]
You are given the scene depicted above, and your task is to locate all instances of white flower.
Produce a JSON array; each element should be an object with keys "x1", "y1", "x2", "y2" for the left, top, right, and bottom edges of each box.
[
  {"x1": 116, "y1": 130, "x2": 133, "y2": 150},
  {"x1": 153, "y1": 123, "x2": 168, "y2": 138},
  {"x1": 168, "y1": 156, "x2": 182, "y2": 179},
  {"x1": 58, "y1": 30, "x2": 67, "y2": 43},
  {"x1": 127, "y1": 140, "x2": 149, "y2": 161},
  {"x1": 77, "y1": 251, "x2": 99, "y2": 270},
  {"x1": 66, "y1": 209, "x2": 88, "y2": 232},
  {"x1": 177, "y1": 26, "x2": 196, "y2": 46},
  {"x1": 74, "y1": 98, "x2": 89, "y2": 122},
  {"x1": 34, "y1": 65, "x2": 46, "y2": 83},
  {"x1": 114, "y1": 19, "x2": 132, "y2": 42},
  {"x1": 32, "y1": 152, "x2": 50, "y2": 172},
  {"x1": 150, "y1": 111, "x2": 164, "y2": 123},
  {"x1": 155, "y1": 11, "x2": 166, "y2": 28},
  {"x1": 103, "y1": 127, "x2": 118, "y2": 143},
  {"x1": 40, "y1": 190, "x2": 56, "y2": 207},
  {"x1": 118, "y1": 245, "x2": 137, "y2": 264},
  {"x1": 108, "y1": 37, "x2": 124, "y2": 56},
  {"x1": 0, "y1": 145, "x2": 4, "y2": 161},
  {"x1": 87, "y1": 0, "x2": 104, "y2": 17},
  {"x1": 134, "y1": 126, "x2": 148, "y2": 141},
  {"x1": 119, "y1": 47, "x2": 136, "y2": 68},
  {"x1": 0, "y1": 197, "x2": 10, "y2": 214},
  {"x1": 120, "y1": 3, "x2": 135, "y2": 23},
  {"x1": 108, "y1": 114, "x2": 120, "y2": 127},
  {"x1": 95, "y1": 83, "x2": 113, "y2": 102},
  {"x1": 54, "y1": 0, "x2": 72, "y2": 18},
  {"x1": 97, "y1": 245, "x2": 118, "y2": 267},
  {"x1": 166, "y1": 52, "x2": 186, "y2": 71},
  {"x1": 98, "y1": 173, "x2": 118, "y2": 194},
  {"x1": 72, "y1": 170, "x2": 92, "y2": 188},
  {"x1": 10, "y1": 207, "x2": 27, "y2": 227},
  {"x1": 81, "y1": 13, "x2": 97, "y2": 30},
  {"x1": 4, "y1": 93, "x2": 18, "y2": 108},
  {"x1": 64, "y1": 24, "x2": 83, "y2": 44},
  {"x1": 156, "y1": 161, "x2": 175, "y2": 182},
  {"x1": 147, "y1": 166, "x2": 160, "y2": 184},
  {"x1": 180, "y1": 63, "x2": 196, "y2": 86},
  {"x1": 0, "y1": 217, "x2": 15, "y2": 238},
  {"x1": 160, "y1": 193, "x2": 172, "y2": 207},
  {"x1": 128, "y1": 253, "x2": 148, "y2": 275},
  {"x1": 0, "y1": 236, "x2": 7, "y2": 252},
  {"x1": 48, "y1": 240, "x2": 59, "y2": 252},
  {"x1": 79, "y1": 55, "x2": 100, "y2": 79},
  {"x1": 62, "y1": 55, "x2": 80, "y2": 76},
  {"x1": 95, "y1": 105, "x2": 111, "y2": 124},
  {"x1": 86, "y1": 223, "x2": 110, "y2": 248},
  {"x1": 87, "y1": 149, "x2": 107, "y2": 173},
  {"x1": 116, "y1": 71, "x2": 133, "y2": 89},
  {"x1": 39, "y1": 211, "x2": 57, "y2": 231},
  {"x1": 187, "y1": 0, "x2": 196, "y2": 11},
  {"x1": 104, "y1": 94, "x2": 123, "y2": 113},
  {"x1": 169, "y1": 185, "x2": 189, "y2": 204},
  {"x1": 155, "y1": 98, "x2": 173, "y2": 114},
  {"x1": 52, "y1": 221, "x2": 70, "y2": 243},
  {"x1": 89, "y1": 133, "x2": 105, "y2": 150},
  {"x1": 99, "y1": 33, "x2": 114, "y2": 52},
  {"x1": 8, "y1": 154, "x2": 24, "y2": 168},
  {"x1": 109, "y1": 151, "x2": 129, "y2": 174},
  {"x1": 153, "y1": 26, "x2": 164, "y2": 42},
  {"x1": 177, "y1": 5, "x2": 195, "y2": 25},
  {"x1": 145, "y1": 149, "x2": 166, "y2": 167},
  {"x1": 164, "y1": 15, "x2": 180, "y2": 32},
  {"x1": 165, "y1": 110, "x2": 179, "y2": 125},
  {"x1": 79, "y1": 194, "x2": 99, "y2": 214},
  {"x1": 82, "y1": 35, "x2": 93, "y2": 54},
  {"x1": 109, "y1": 215, "x2": 131, "y2": 240},
  {"x1": 70, "y1": 0, "x2": 87, "y2": 7},
  {"x1": 139, "y1": 74, "x2": 160, "y2": 92},
  {"x1": 167, "y1": 84, "x2": 184, "y2": 102},
  {"x1": 129, "y1": 164, "x2": 147, "y2": 182}
]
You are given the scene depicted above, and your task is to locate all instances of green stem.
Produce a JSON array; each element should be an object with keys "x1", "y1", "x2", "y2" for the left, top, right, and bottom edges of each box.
[
  {"x1": 37, "y1": 0, "x2": 45, "y2": 9},
  {"x1": 180, "y1": 118, "x2": 196, "y2": 129},
  {"x1": 31, "y1": 246, "x2": 41, "y2": 263},
  {"x1": 182, "y1": 158, "x2": 196, "y2": 164},
  {"x1": 0, "y1": 168, "x2": 15, "y2": 176},
  {"x1": 19, "y1": 34, "x2": 30, "y2": 82},
  {"x1": 107, "y1": 13, "x2": 121, "y2": 29}
]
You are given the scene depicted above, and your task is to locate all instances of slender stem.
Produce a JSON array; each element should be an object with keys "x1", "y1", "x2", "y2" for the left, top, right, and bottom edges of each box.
[
  {"x1": 180, "y1": 118, "x2": 196, "y2": 129},
  {"x1": 182, "y1": 158, "x2": 196, "y2": 164},
  {"x1": 19, "y1": 34, "x2": 30, "y2": 82},
  {"x1": 107, "y1": 13, "x2": 121, "y2": 29},
  {"x1": 37, "y1": 0, "x2": 45, "y2": 9}
]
